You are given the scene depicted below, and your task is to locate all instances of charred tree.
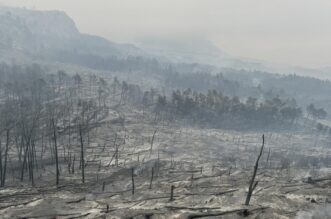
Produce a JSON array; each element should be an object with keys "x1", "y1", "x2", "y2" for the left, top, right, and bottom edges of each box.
[
  {"x1": 150, "y1": 129, "x2": 157, "y2": 156},
  {"x1": 79, "y1": 124, "x2": 85, "y2": 184},
  {"x1": 245, "y1": 134, "x2": 265, "y2": 205},
  {"x1": 51, "y1": 118, "x2": 60, "y2": 186}
]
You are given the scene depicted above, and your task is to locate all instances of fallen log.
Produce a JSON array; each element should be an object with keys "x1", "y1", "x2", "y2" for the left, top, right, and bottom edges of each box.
[
  {"x1": 165, "y1": 206, "x2": 220, "y2": 211},
  {"x1": 307, "y1": 176, "x2": 331, "y2": 184},
  {"x1": 0, "y1": 198, "x2": 43, "y2": 210},
  {"x1": 70, "y1": 212, "x2": 91, "y2": 218},
  {"x1": 123, "y1": 195, "x2": 180, "y2": 203},
  {"x1": 20, "y1": 212, "x2": 89, "y2": 218},
  {"x1": 192, "y1": 174, "x2": 223, "y2": 180},
  {"x1": 186, "y1": 209, "x2": 243, "y2": 218},
  {"x1": 0, "y1": 192, "x2": 40, "y2": 200},
  {"x1": 168, "y1": 170, "x2": 201, "y2": 174},
  {"x1": 183, "y1": 189, "x2": 238, "y2": 196},
  {"x1": 186, "y1": 207, "x2": 269, "y2": 219},
  {"x1": 282, "y1": 189, "x2": 300, "y2": 194},
  {"x1": 66, "y1": 197, "x2": 86, "y2": 204}
]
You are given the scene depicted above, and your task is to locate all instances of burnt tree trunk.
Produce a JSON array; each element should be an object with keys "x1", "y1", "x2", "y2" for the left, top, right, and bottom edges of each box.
[
  {"x1": 131, "y1": 168, "x2": 135, "y2": 195},
  {"x1": 149, "y1": 167, "x2": 154, "y2": 189},
  {"x1": 170, "y1": 185, "x2": 175, "y2": 201},
  {"x1": 79, "y1": 124, "x2": 85, "y2": 184},
  {"x1": 1, "y1": 129, "x2": 10, "y2": 187},
  {"x1": 245, "y1": 134, "x2": 265, "y2": 205},
  {"x1": 51, "y1": 119, "x2": 59, "y2": 186},
  {"x1": 150, "y1": 129, "x2": 157, "y2": 156}
]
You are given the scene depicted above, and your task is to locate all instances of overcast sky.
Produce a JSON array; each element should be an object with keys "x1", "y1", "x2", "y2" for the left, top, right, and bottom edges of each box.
[{"x1": 0, "y1": 0, "x2": 330, "y2": 68}]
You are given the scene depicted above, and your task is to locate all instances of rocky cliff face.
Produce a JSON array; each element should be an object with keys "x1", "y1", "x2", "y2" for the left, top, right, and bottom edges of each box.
[
  {"x1": 0, "y1": 7, "x2": 79, "y2": 39},
  {"x1": 0, "y1": 7, "x2": 79, "y2": 53},
  {"x1": 0, "y1": 6, "x2": 141, "y2": 63}
]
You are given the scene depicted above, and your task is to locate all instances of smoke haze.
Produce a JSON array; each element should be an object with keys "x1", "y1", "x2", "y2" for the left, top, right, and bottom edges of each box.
[{"x1": 1, "y1": 0, "x2": 330, "y2": 68}]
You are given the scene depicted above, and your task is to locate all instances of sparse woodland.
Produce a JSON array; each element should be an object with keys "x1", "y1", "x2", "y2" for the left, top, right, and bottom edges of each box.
[{"x1": 0, "y1": 63, "x2": 330, "y2": 218}]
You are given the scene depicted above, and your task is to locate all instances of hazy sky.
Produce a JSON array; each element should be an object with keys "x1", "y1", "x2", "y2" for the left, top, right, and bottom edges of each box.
[{"x1": 0, "y1": 0, "x2": 330, "y2": 68}]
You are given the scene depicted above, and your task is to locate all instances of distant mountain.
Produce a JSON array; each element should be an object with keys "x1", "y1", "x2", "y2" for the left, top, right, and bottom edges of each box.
[
  {"x1": 0, "y1": 6, "x2": 143, "y2": 64},
  {"x1": 0, "y1": 6, "x2": 329, "y2": 80},
  {"x1": 135, "y1": 37, "x2": 331, "y2": 80},
  {"x1": 135, "y1": 37, "x2": 229, "y2": 64},
  {"x1": 134, "y1": 37, "x2": 261, "y2": 69}
]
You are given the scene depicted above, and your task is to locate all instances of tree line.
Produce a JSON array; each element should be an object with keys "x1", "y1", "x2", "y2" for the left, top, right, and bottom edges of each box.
[{"x1": 148, "y1": 89, "x2": 303, "y2": 130}]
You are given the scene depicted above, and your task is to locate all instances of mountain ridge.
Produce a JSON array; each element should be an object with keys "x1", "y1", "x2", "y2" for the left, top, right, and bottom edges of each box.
[
  {"x1": 0, "y1": 6, "x2": 144, "y2": 64},
  {"x1": 0, "y1": 6, "x2": 330, "y2": 80}
]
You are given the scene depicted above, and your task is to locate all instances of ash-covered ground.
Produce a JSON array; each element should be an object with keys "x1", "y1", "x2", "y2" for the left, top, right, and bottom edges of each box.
[{"x1": 1, "y1": 111, "x2": 330, "y2": 218}]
